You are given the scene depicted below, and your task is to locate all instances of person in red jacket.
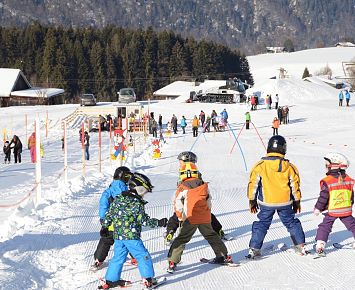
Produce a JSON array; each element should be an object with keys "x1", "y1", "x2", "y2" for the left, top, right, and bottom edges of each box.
[
  {"x1": 166, "y1": 162, "x2": 232, "y2": 273},
  {"x1": 314, "y1": 153, "x2": 355, "y2": 255}
]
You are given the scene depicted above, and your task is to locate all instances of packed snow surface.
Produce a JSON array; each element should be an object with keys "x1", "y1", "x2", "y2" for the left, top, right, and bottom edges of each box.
[{"x1": 0, "y1": 47, "x2": 355, "y2": 290}]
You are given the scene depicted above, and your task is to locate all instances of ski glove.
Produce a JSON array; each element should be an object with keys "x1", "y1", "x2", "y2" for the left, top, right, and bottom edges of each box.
[
  {"x1": 292, "y1": 200, "x2": 301, "y2": 213},
  {"x1": 100, "y1": 227, "x2": 110, "y2": 238},
  {"x1": 249, "y1": 200, "x2": 259, "y2": 214},
  {"x1": 158, "y1": 218, "x2": 168, "y2": 227},
  {"x1": 99, "y1": 218, "x2": 104, "y2": 225}
]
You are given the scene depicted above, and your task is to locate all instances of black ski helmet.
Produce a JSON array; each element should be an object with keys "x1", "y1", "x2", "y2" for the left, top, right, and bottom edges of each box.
[
  {"x1": 113, "y1": 166, "x2": 132, "y2": 182},
  {"x1": 177, "y1": 151, "x2": 198, "y2": 163},
  {"x1": 267, "y1": 135, "x2": 287, "y2": 155},
  {"x1": 129, "y1": 172, "x2": 154, "y2": 195}
]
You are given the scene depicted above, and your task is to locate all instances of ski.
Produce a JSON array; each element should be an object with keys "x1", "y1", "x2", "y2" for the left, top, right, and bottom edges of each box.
[
  {"x1": 142, "y1": 277, "x2": 167, "y2": 289},
  {"x1": 199, "y1": 258, "x2": 240, "y2": 267},
  {"x1": 90, "y1": 261, "x2": 108, "y2": 272},
  {"x1": 98, "y1": 278, "x2": 137, "y2": 289},
  {"x1": 310, "y1": 244, "x2": 326, "y2": 259},
  {"x1": 222, "y1": 234, "x2": 234, "y2": 241},
  {"x1": 241, "y1": 243, "x2": 291, "y2": 263},
  {"x1": 333, "y1": 242, "x2": 354, "y2": 250}
]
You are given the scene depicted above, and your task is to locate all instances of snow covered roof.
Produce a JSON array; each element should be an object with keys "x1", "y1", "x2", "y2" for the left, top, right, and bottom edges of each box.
[
  {"x1": 335, "y1": 42, "x2": 355, "y2": 47},
  {"x1": 0, "y1": 68, "x2": 64, "y2": 98},
  {"x1": 153, "y1": 81, "x2": 195, "y2": 97},
  {"x1": 197, "y1": 80, "x2": 227, "y2": 93},
  {"x1": 11, "y1": 87, "x2": 65, "y2": 98},
  {"x1": 0, "y1": 68, "x2": 31, "y2": 96}
]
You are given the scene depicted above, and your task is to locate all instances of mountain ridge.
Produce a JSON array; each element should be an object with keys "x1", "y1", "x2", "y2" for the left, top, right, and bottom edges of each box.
[{"x1": 0, "y1": 0, "x2": 354, "y2": 54}]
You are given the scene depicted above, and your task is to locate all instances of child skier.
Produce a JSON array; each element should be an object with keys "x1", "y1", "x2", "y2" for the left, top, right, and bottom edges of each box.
[
  {"x1": 98, "y1": 173, "x2": 168, "y2": 289},
  {"x1": 92, "y1": 166, "x2": 133, "y2": 270},
  {"x1": 245, "y1": 111, "x2": 251, "y2": 130},
  {"x1": 247, "y1": 135, "x2": 307, "y2": 258},
  {"x1": 3, "y1": 140, "x2": 11, "y2": 164},
  {"x1": 167, "y1": 161, "x2": 232, "y2": 273},
  {"x1": 314, "y1": 153, "x2": 355, "y2": 255},
  {"x1": 272, "y1": 117, "x2": 280, "y2": 136},
  {"x1": 164, "y1": 151, "x2": 226, "y2": 244}
]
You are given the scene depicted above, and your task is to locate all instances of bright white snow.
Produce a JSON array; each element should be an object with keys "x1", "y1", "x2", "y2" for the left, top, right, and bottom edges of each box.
[{"x1": 0, "y1": 47, "x2": 355, "y2": 290}]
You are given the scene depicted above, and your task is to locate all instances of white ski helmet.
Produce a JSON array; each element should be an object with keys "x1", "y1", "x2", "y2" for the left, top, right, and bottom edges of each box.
[{"x1": 324, "y1": 152, "x2": 349, "y2": 170}]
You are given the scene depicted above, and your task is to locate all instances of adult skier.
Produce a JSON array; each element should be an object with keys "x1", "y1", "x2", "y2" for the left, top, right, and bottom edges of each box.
[
  {"x1": 247, "y1": 135, "x2": 307, "y2": 258},
  {"x1": 314, "y1": 153, "x2": 355, "y2": 255},
  {"x1": 164, "y1": 151, "x2": 226, "y2": 244},
  {"x1": 199, "y1": 110, "x2": 206, "y2": 127},
  {"x1": 167, "y1": 161, "x2": 232, "y2": 272},
  {"x1": 9, "y1": 135, "x2": 22, "y2": 163},
  {"x1": 92, "y1": 166, "x2": 133, "y2": 270},
  {"x1": 98, "y1": 173, "x2": 168, "y2": 289}
]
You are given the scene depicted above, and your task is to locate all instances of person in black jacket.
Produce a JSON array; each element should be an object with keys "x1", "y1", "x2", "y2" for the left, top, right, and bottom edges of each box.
[
  {"x1": 3, "y1": 141, "x2": 11, "y2": 164},
  {"x1": 9, "y1": 135, "x2": 22, "y2": 163}
]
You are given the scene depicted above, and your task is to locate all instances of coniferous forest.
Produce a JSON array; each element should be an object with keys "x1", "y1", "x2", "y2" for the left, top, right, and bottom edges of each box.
[{"x1": 0, "y1": 22, "x2": 253, "y2": 102}]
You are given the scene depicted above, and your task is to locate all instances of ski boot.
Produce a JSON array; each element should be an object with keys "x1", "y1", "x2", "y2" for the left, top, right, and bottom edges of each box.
[
  {"x1": 294, "y1": 244, "x2": 310, "y2": 256},
  {"x1": 315, "y1": 240, "x2": 326, "y2": 257},
  {"x1": 98, "y1": 279, "x2": 131, "y2": 289},
  {"x1": 166, "y1": 261, "x2": 177, "y2": 274},
  {"x1": 90, "y1": 259, "x2": 103, "y2": 271},
  {"x1": 210, "y1": 254, "x2": 233, "y2": 264},
  {"x1": 143, "y1": 277, "x2": 157, "y2": 289},
  {"x1": 246, "y1": 248, "x2": 261, "y2": 259}
]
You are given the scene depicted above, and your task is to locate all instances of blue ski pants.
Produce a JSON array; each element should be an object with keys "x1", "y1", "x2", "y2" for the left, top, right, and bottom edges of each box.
[
  {"x1": 249, "y1": 204, "x2": 305, "y2": 249},
  {"x1": 105, "y1": 239, "x2": 154, "y2": 282}
]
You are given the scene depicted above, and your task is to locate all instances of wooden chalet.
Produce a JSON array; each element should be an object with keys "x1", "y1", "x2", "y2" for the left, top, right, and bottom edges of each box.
[{"x1": 0, "y1": 68, "x2": 65, "y2": 107}]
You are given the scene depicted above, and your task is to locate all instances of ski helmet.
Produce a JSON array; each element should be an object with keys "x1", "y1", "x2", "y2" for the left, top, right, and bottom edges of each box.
[
  {"x1": 113, "y1": 166, "x2": 132, "y2": 182},
  {"x1": 177, "y1": 151, "x2": 198, "y2": 163},
  {"x1": 324, "y1": 152, "x2": 349, "y2": 170},
  {"x1": 179, "y1": 162, "x2": 200, "y2": 181},
  {"x1": 129, "y1": 172, "x2": 154, "y2": 196},
  {"x1": 267, "y1": 135, "x2": 287, "y2": 155}
]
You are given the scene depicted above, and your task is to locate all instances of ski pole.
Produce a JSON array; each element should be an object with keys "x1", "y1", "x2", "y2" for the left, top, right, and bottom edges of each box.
[
  {"x1": 230, "y1": 123, "x2": 245, "y2": 154},
  {"x1": 251, "y1": 122, "x2": 267, "y2": 151},
  {"x1": 227, "y1": 123, "x2": 247, "y2": 172}
]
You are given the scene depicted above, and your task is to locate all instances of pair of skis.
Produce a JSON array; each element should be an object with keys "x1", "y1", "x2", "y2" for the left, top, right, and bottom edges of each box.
[{"x1": 98, "y1": 277, "x2": 167, "y2": 289}]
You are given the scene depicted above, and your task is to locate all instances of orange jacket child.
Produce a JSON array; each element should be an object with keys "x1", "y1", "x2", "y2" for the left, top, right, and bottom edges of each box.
[{"x1": 272, "y1": 118, "x2": 280, "y2": 129}]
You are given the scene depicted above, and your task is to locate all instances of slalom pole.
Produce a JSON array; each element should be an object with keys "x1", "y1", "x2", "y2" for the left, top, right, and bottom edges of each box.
[
  {"x1": 81, "y1": 122, "x2": 86, "y2": 177},
  {"x1": 227, "y1": 122, "x2": 248, "y2": 172},
  {"x1": 109, "y1": 120, "x2": 112, "y2": 166},
  {"x1": 230, "y1": 123, "x2": 245, "y2": 154},
  {"x1": 98, "y1": 120, "x2": 102, "y2": 173},
  {"x1": 63, "y1": 120, "x2": 68, "y2": 184},
  {"x1": 35, "y1": 115, "x2": 42, "y2": 206},
  {"x1": 46, "y1": 110, "x2": 48, "y2": 138},
  {"x1": 25, "y1": 114, "x2": 28, "y2": 141},
  {"x1": 200, "y1": 122, "x2": 208, "y2": 142},
  {"x1": 251, "y1": 122, "x2": 267, "y2": 151},
  {"x1": 189, "y1": 129, "x2": 204, "y2": 151}
]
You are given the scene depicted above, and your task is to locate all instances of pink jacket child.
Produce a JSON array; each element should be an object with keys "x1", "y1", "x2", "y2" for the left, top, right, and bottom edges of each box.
[{"x1": 28, "y1": 132, "x2": 36, "y2": 163}]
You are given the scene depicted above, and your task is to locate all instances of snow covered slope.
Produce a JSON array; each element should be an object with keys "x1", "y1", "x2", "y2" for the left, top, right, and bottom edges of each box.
[
  {"x1": 247, "y1": 47, "x2": 355, "y2": 84},
  {"x1": 0, "y1": 48, "x2": 355, "y2": 290}
]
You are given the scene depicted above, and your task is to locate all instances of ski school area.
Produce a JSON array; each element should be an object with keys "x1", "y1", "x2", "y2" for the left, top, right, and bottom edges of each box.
[{"x1": 1, "y1": 50, "x2": 355, "y2": 289}]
